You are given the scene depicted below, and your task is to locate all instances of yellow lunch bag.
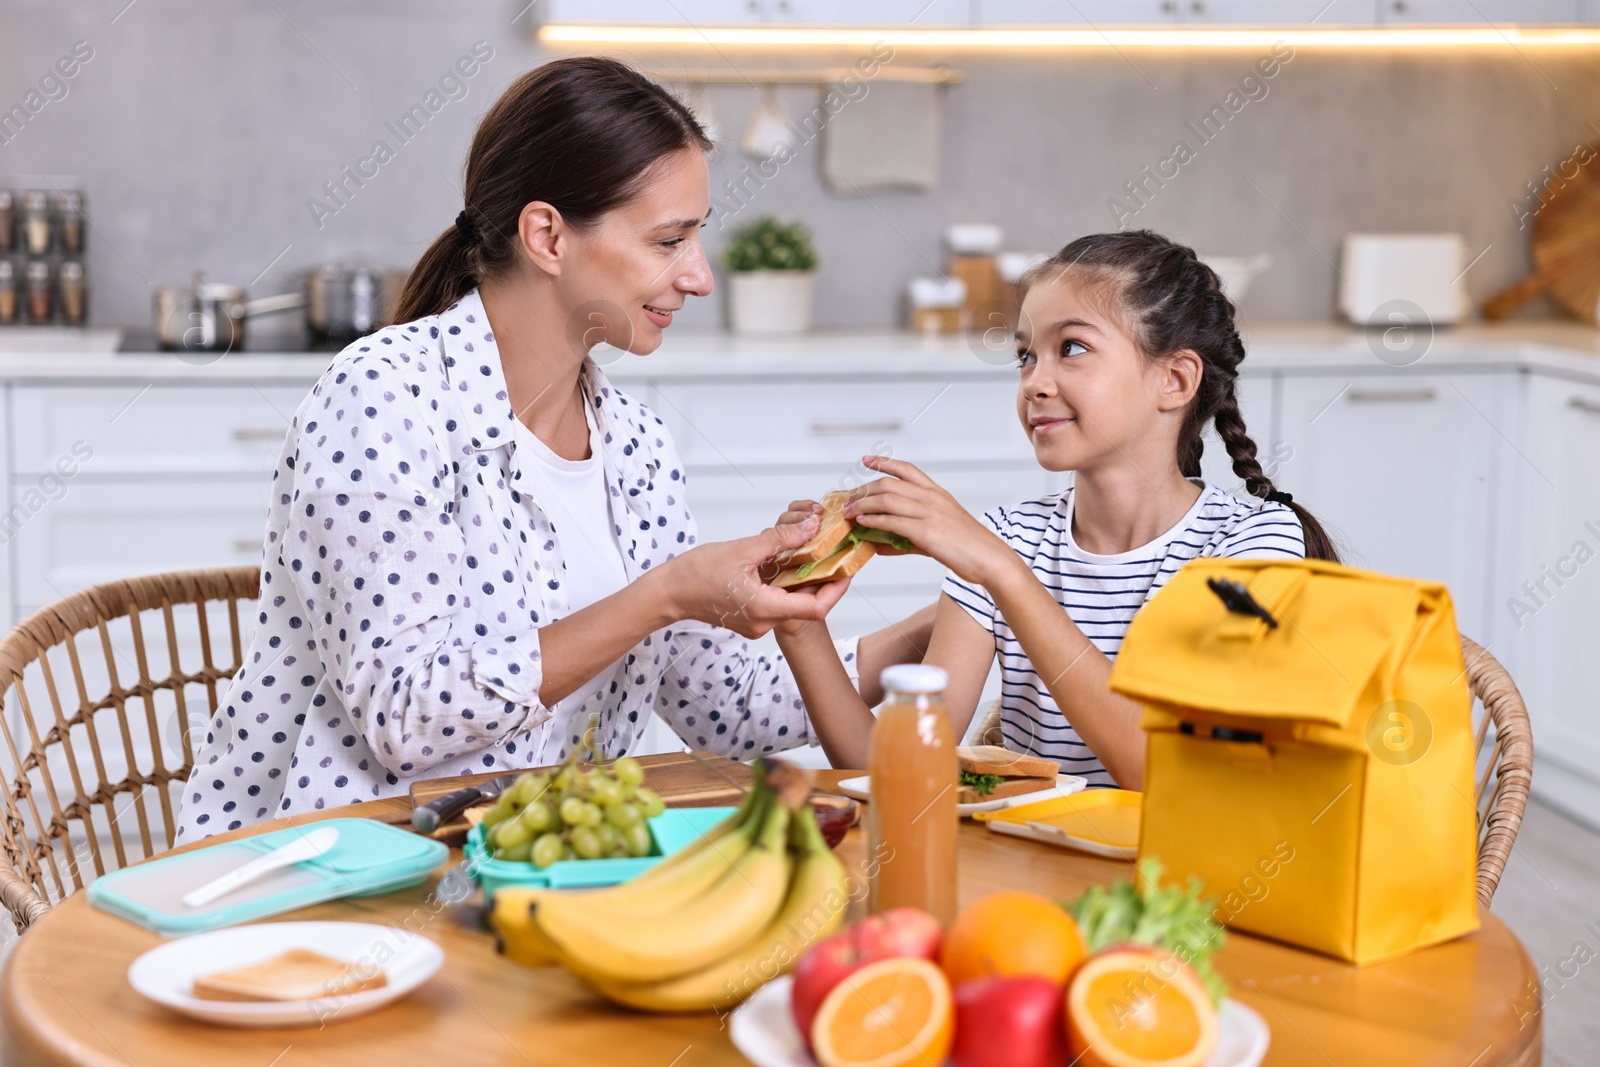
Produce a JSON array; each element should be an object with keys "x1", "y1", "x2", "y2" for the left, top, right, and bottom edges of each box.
[{"x1": 1107, "y1": 557, "x2": 1480, "y2": 965}]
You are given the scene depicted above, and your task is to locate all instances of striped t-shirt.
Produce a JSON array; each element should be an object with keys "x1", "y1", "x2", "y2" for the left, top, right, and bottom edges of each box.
[{"x1": 942, "y1": 480, "x2": 1305, "y2": 788}]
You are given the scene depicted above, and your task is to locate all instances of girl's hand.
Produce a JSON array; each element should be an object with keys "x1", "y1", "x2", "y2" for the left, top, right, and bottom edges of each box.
[{"x1": 842, "y1": 456, "x2": 1017, "y2": 587}]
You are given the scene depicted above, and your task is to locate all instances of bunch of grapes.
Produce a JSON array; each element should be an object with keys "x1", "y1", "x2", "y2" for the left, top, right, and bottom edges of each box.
[{"x1": 478, "y1": 756, "x2": 668, "y2": 868}]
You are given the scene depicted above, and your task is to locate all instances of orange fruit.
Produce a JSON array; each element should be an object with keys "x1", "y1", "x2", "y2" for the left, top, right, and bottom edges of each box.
[
  {"x1": 938, "y1": 890, "x2": 1087, "y2": 986},
  {"x1": 811, "y1": 957, "x2": 954, "y2": 1067},
  {"x1": 1064, "y1": 945, "x2": 1218, "y2": 1067}
]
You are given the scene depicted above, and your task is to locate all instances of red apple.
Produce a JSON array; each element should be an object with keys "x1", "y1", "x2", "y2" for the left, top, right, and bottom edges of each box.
[
  {"x1": 852, "y1": 907, "x2": 945, "y2": 963},
  {"x1": 790, "y1": 909, "x2": 945, "y2": 1046},
  {"x1": 951, "y1": 976, "x2": 1068, "y2": 1067}
]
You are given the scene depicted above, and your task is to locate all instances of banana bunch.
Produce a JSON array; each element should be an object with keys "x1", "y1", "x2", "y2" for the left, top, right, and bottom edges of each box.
[{"x1": 489, "y1": 759, "x2": 849, "y2": 1013}]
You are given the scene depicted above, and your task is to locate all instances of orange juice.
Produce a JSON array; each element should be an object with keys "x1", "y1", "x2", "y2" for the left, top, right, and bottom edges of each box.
[{"x1": 868, "y1": 665, "x2": 959, "y2": 924}]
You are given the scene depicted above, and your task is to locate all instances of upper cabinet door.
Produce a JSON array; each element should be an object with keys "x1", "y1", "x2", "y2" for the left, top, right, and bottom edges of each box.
[
  {"x1": 1183, "y1": 0, "x2": 1376, "y2": 23},
  {"x1": 975, "y1": 1, "x2": 1179, "y2": 24},
  {"x1": 543, "y1": 1, "x2": 766, "y2": 23},
  {"x1": 782, "y1": 0, "x2": 974, "y2": 23},
  {"x1": 1376, "y1": 0, "x2": 1578, "y2": 21}
]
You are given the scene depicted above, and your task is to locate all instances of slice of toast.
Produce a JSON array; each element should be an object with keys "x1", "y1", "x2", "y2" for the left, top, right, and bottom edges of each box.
[
  {"x1": 957, "y1": 775, "x2": 1058, "y2": 805},
  {"x1": 957, "y1": 745, "x2": 1061, "y2": 780},
  {"x1": 191, "y1": 948, "x2": 388, "y2": 1002},
  {"x1": 774, "y1": 490, "x2": 855, "y2": 568}
]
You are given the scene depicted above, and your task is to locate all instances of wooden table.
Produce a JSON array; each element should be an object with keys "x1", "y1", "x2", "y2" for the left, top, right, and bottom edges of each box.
[{"x1": 2, "y1": 754, "x2": 1543, "y2": 1067}]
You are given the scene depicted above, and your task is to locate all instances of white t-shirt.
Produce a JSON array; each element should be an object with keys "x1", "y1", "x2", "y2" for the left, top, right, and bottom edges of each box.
[
  {"x1": 510, "y1": 401, "x2": 630, "y2": 726},
  {"x1": 942, "y1": 480, "x2": 1306, "y2": 788}
]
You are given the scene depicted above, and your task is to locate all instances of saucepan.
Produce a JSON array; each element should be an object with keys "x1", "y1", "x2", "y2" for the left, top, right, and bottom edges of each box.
[{"x1": 153, "y1": 274, "x2": 304, "y2": 353}]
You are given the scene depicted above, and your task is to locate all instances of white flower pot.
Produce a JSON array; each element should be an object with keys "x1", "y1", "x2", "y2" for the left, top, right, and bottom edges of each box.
[{"x1": 727, "y1": 271, "x2": 815, "y2": 336}]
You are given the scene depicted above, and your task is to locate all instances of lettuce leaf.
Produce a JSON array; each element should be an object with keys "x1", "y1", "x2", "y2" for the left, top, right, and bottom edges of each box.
[
  {"x1": 959, "y1": 770, "x2": 1005, "y2": 796},
  {"x1": 1064, "y1": 859, "x2": 1228, "y2": 1006}
]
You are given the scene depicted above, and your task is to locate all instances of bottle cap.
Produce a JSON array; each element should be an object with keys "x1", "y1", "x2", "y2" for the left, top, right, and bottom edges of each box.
[{"x1": 880, "y1": 664, "x2": 948, "y2": 695}]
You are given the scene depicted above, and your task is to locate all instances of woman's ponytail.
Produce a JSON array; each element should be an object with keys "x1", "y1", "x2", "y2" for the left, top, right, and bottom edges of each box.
[{"x1": 394, "y1": 57, "x2": 712, "y2": 323}]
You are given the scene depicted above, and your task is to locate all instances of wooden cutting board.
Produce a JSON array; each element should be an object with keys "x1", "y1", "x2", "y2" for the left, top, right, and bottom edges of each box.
[
  {"x1": 407, "y1": 750, "x2": 755, "y2": 812},
  {"x1": 1483, "y1": 140, "x2": 1600, "y2": 323}
]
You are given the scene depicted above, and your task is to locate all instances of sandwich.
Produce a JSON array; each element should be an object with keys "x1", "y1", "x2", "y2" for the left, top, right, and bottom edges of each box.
[
  {"x1": 191, "y1": 948, "x2": 388, "y2": 1002},
  {"x1": 768, "y1": 489, "x2": 914, "y2": 590},
  {"x1": 957, "y1": 746, "x2": 1061, "y2": 804}
]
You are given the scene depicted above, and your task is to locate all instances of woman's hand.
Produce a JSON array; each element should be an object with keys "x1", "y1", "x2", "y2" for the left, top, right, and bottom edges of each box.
[
  {"x1": 842, "y1": 456, "x2": 1018, "y2": 587},
  {"x1": 657, "y1": 518, "x2": 851, "y2": 639}
]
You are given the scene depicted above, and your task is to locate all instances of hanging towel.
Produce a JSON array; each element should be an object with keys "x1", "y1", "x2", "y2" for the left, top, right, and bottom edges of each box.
[{"x1": 821, "y1": 80, "x2": 941, "y2": 194}]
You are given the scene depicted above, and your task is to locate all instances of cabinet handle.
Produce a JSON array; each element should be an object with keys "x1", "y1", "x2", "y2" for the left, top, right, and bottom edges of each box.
[
  {"x1": 1346, "y1": 387, "x2": 1438, "y2": 403},
  {"x1": 1569, "y1": 396, "x2": 1600, "y2": 416},
  {"x1": 231, "y1": 427, "x2": 284, "y2": 442},
  {"x1": 808, "y1": 419, "x2": 904, "y2": 435},
  {"x1": 232, "y1": 539, "x2": 259, "y2": 554}
]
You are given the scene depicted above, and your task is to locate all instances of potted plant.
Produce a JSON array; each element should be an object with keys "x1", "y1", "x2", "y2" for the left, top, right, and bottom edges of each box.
[{"x1": 724, "y1": 217, "x2": 819, "y2": 336}]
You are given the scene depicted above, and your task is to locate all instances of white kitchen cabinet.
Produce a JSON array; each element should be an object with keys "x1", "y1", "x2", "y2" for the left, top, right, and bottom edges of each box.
[
  {"x1": 543, "y1": 0, "x2": 972, "y2": 23},
  {"x1": 1376, "y1": 0, "x2": 1578, "y2": 21},
  {"x1": 1503, "y1": 374, "x2": 1600, "y2": 820},
  {"x1": 976, "y1": 1, "x2": 1178, "y2": 24},
  {"x1": 653, "y1": 376, "x2": 1033, "y2": 469},
  {"x1": 1275, "y1": 371, "x2": 1504, "y2": 640},
  {"x1": 11, "y1": 385, "x2": 301, "y2": 479},
  {"x1": 10, "y1": 480, "x2": 270, "y2": 613}
]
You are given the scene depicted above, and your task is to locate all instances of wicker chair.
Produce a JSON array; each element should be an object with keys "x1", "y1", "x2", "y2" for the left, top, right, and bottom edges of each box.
[
  {"x1": 972, "y1": 634, "x2": 1533, "y2": 908},
  {"x1": 0, "y1": 567, "x2": 260, "y2": 932}
]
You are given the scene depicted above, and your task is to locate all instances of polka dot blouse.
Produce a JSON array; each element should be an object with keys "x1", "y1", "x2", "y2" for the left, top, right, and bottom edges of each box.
[{"x1": 176, "y1": 289, "x2": 860, "y2": 841}]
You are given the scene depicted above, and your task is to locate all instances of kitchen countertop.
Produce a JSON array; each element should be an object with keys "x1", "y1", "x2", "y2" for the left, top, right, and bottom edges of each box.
[{"x1": 0, "y1": 320, "x2": 1592, "y2": 384}]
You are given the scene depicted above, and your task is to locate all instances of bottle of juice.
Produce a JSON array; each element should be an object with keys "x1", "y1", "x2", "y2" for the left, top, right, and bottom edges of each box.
[{"x1": 868, "y1": 664, "x2": 959, "y2": 924}]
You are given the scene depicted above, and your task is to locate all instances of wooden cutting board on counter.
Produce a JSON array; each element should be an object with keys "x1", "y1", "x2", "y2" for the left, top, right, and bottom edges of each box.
[
  {"x1": 1483, "y1": 140, "x2": 1600, "y2": 323},
  {"x1": 407, "y1": 750, "x2": 755, "y2": 812}
]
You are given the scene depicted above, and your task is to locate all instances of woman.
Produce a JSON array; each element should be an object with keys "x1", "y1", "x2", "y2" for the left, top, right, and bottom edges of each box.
[{"x1": 176, "y1": 57, "x2": 927, "y2": 840}]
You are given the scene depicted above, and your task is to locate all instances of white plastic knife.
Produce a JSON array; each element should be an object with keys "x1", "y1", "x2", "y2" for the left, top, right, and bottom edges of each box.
[{"x1": 182, "y1": 826, "x2": 340, "y2": 909}]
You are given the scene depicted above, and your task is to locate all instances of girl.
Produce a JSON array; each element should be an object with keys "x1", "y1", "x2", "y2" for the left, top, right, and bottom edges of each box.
[
  {"x1": 176, "y1": 58, "x2": 932, "y2": 840},
  {"x1": 776, "y1": 231, "x2": 1339, "y2": 789}
]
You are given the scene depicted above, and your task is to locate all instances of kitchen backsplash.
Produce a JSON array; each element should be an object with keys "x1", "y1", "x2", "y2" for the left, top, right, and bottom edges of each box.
[{"x1": 2, "y1": 0, "x2": 1598, "y2": 331}]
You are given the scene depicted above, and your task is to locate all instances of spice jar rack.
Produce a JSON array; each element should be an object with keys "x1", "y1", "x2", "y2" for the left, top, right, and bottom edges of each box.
[{"x1": 0, "y1": 180, "x2": 88, "y2": 327}]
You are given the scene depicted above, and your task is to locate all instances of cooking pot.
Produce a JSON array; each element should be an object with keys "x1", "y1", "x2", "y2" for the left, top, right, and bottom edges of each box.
[
  {"x1": 305, "y1": 265, "x2": 406, "y2": 343},
  {"x1": 154, "y1": 274, "x2": 304, "y2": 353}
]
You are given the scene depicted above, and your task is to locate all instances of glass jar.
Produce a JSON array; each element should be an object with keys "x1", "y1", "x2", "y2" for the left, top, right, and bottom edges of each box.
[
  {"x1": 0, "y1": 191, "x2": 14, "y2": 254},
  {"x1": 20, "y1": 191, "x2": 51, "y2": 257},
  {"x1": 25, "y1": 260, "x2": 52, "y2": 323},
  {"x1": 0, "y1": 261, "x2": 18, "y2": 324},
  {"x1": 59, "y1": 261, "x2": 86, "y2": 326},
  {"x1": 56, "y1": 190, "x2": 85, "y2": 256}
]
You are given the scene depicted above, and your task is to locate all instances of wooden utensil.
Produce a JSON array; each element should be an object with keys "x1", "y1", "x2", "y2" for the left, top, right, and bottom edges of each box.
[{"x1": 1483, "y1": 142, "x2": 1600, "y2": 323}]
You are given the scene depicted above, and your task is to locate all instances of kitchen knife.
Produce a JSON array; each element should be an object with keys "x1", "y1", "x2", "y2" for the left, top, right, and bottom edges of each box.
[{"x1": 411, "y1": 773, "x2": 521, "y2": 834}]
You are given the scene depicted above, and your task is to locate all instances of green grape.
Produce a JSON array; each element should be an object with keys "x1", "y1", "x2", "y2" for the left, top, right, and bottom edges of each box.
[
  {"x1": 588, "y1": 778, "x2": 624, "y2": 808},
  {"x1": 479, "y1": 797, "x2": 516, "y2": 831},
  {"x1": 636, "y1": 787, "x2": 666, "y2": 820},
  {"x1": 492, "y1": 816, "x2": 532, "y2": 851},
  {"x1": 518, "y1": 800, "x2": 555, "y2": 834},
  {"x1": 559, "y1": 796, "x2": 589, "y2": 827},
  {"x1": 609, "y1": 843, "x2": 631, "y2": 859},
  {"x1": 595, "y1": 822, "x2": 621, "y2": 854},
  {"x1": 499, "y1": 839, "x2": 533, "y2": 863},
  {"x1": 623, "y1": 822, "x2": 653, "y2": 858},
  {"x1": 569, "y1": 826, "x2": 603, "y2": 860},
  {"x1": 605, "y1": 802, "x2": 642, "y2": 829},
  {"x1": 511, "y1": 773, "x2": 542, "y2": 807},
  {"x1": 561, "y1": 842, "x2": 578, "y2": 862},
  {"x1": 580, "y1": 801, "x2": 604, "y2": 827},
  {"x1": 530, "y1": 832, "x2": 565, "y2": 869},
  {"x1": 612, "y1": 757, "x2": 645, "y2": 791},
  {"x1": 552, "y1": 765, "x2": 580, "y2": 793}
]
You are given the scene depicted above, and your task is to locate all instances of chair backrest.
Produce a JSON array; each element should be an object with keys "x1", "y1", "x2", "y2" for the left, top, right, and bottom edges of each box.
[
  {"x1": 969, "y1": 633, "x2": 1533, "y2": 908},
  {"x1": 0, "y1": 567, "x2": 260, "y2": 931}
]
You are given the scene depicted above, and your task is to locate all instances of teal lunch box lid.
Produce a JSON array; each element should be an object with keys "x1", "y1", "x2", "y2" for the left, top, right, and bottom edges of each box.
[
  {"x1": 465, "y1": 805, "x2": 737, "y2": 899},
  {"x1": 87, "y1": 818, "x2": 450, "y2": 937}
]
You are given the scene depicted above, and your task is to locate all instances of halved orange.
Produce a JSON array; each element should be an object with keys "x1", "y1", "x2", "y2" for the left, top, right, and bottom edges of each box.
[
  {"x1": 811, "y1": 957, "x2": 954, "y2": 1067},
  {"x1": 1065, "y1": 945, "x2": 1218, "y2": 1067},
  {"x1": 939, "y1": 890, "x2": 1087, "y2": 986}
]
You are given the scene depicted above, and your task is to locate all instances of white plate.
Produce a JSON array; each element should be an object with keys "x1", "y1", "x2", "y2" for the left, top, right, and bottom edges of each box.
[
  {"x1": 730, "y1": 975, "x2": 1270, "y2": 1067},
  {"x1": 836, "y1": 774, "x2": 1087, "y2": 816},
  {"x1": 127, "y1": 920, "x2": 444, "y2": 1028}
]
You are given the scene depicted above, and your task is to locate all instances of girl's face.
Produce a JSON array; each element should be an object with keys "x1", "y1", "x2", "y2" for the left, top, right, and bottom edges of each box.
[
  {"x1": 562, "y1": 147, "x2": 714, "y2": 355},
  {"x1": 1014, "y1": 272, "x2": 1193, "y2": 475}
]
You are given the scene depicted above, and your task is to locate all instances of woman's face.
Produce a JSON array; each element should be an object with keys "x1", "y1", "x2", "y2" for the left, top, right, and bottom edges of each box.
[
  {"x1": 1013, "y1": 272, "x2": 1182, "y2": 475},
  {"x1": 563, "y1": 147, "x2": 713, "y2": 356}
]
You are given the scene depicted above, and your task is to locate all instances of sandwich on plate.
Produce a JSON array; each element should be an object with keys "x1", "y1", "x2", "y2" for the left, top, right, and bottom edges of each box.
[
  {"x1": 957, "y1": 746, "x2": 1061, "y2": 804},
  {"x1": 768, "y1": 489, "x2": 914, "y2": 590}
]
